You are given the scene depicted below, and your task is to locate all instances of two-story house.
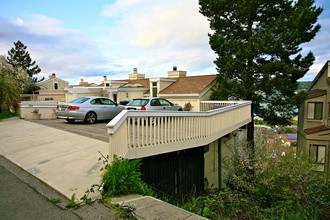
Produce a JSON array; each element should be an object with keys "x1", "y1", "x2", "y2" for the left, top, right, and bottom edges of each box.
[{"x1": 298, "y1": 60, "x2": 330, "y2": 174}]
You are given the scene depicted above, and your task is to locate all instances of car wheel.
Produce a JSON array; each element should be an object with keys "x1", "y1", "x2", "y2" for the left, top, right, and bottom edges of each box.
[
  {"x1": 84, "y1": 112, "x2": 97, "y2": 124},
  {"x1": 66, "y1": 119, "x2": 75, "y2": 123}
]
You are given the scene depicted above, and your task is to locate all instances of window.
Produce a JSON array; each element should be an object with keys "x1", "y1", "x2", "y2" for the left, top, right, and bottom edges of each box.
[
  {"x1": 100, "y1": 98, "x2": 115, "y2": 106},
  {"x1": 54, "y1": 83, "x2": 58, "y2": 90},
  {"x1": 113, "y1": 94, "x2": 117, "y2": 103},
  {"x1": 328, "y1": 103, "x2": 330, "y2": 118},
  {"x1": 152, "y1": 82, "x2": 157, "y2": 97},
  {"x1": 307, "y1": 102, "x2": 323, "y2": 120},
  {"x1": 90, "y1": 99, "x2": 101, "y2": 104},
  {"x1": 309, "y1": 144, "x2": 326, "y2": 172},
  {"x1": 159, "y1": 98, "x2": 172, "y2": 106},
  {"x1": 150, "y1": 99, "x2": 160, "y2": 106}
]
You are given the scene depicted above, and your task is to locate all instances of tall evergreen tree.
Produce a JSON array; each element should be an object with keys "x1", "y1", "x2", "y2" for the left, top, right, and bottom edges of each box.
[
  {"x1": 199, "y1": 0, "x2": 322, "y2": 147},
  {"x1": 7, "y1": 40, "x2": 41, "y2": 77}
]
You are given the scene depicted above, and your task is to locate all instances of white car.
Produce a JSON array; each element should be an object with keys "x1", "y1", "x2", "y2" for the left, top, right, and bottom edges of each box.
[
  {"x1": 125, "y1": 98, "x2": 183, "y2": 111},
  {"x1": 56, "y1": 96, "x2": 124, "y2": 124}
]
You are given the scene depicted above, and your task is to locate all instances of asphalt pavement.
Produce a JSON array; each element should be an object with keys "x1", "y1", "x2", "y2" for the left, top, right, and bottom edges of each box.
[{"x1": 0, "y1": 156, "x2": 102, "y2": 220}]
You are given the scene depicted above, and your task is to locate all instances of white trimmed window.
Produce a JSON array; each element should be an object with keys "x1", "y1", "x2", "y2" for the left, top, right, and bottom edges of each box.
[{"x1": 152, "y1": 82, "x2": 158, "y2": 97}]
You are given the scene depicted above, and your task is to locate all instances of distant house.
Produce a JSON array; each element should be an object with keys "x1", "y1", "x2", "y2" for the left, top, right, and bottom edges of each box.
[
  {"x1": 298, "y1": 60, "x2": 330, "y2": 173},
  {"x1": 37, "y1": 73, "x2": 69, "y2": 102},
  {"x1": 64, "y1": 67, "x2": 217, "y2": 111},
  {"x1": 280, "y1": 133, "x2": 297, "y2": 147}
]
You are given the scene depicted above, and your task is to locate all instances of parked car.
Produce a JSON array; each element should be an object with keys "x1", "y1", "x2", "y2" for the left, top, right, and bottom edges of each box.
[
  {"x1": 56, "y1": 96, "x2": 124, "y2": 124},
  {"x1": 125, "y1": 98, "x2": 183, "y2": 111}
]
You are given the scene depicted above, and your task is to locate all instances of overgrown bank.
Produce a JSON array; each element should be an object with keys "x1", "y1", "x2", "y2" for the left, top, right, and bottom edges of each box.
[{"x1": 180, "y1": 139, "x2": 330, "y2": 219}]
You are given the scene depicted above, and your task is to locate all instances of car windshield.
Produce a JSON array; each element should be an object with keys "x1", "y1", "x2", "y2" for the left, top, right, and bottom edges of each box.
[
  {"x1": 127, "y1": 99, "x2": 149, "y2": 106},
  {"x1": 68, "y1": 97, "x2": 90, "y2": 104}
]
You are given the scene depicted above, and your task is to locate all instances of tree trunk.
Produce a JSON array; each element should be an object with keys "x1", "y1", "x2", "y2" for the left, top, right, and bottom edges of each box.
[{"x1": 247, "y1": 107, "x2": 255, "y2": 175}]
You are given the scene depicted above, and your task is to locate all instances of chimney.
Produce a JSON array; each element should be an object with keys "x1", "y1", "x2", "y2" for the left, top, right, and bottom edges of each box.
[
  {"x1": 79, "y1": 79, "x2": 88, "y2": 86},
  {"x1": 167, "y1": 66, "x2": 186, "y2": 78},
  {"x1": 129, "y1": 68, "x2": 145, "y2": 80},
  {"x1": 49, "y1": 73, "x2": 56, "y2": 79},
  {"x1": 103, "y1": 76, "x2": 107, "y2": 81}
]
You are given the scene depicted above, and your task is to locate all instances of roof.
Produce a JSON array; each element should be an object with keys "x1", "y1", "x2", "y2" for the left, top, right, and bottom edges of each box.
[
  {"x1": 304, "y1": 125, "x2": 330, "y2": 135},
  {"x1": 38, "y1": 77, "x2": 69, "y2": 85},
  {"x1": 280, "y1": 134, "x2": 297, "y2": 142},
  {"x1": 125, "y1": 78, "x2": 150, "y2": 89},
  {"x1": 286, "y1": 133, "x2": 297, "y2": 140},
  {"x1": 307, "y1": 89, "x2": 327, "y2": 99},
  {"x1": 308, "y1": 60, "x2": 330, "y2": 90},
  {"x1": 159, "y1": 75, "x2": 217, "y2": 94}
]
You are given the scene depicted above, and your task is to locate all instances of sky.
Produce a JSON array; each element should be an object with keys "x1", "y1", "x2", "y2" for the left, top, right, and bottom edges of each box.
[{"x1": 0, "y1": 0, "x2": 329, "y2": 85}]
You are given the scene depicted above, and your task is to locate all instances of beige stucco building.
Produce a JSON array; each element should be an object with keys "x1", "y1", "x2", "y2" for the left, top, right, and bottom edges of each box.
[
  {"x1": 298, "y1": 60, "x2": 330, "y2": 175},
  {"x1": 37, "y1": 73, "x2": 69, "y2": 101},
  {"x1": 56, "y1": 67, "x2": 216, "y2": 111}
]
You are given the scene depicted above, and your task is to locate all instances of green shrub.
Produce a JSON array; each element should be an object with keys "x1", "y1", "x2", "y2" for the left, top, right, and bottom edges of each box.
[
  {"x1": 102, "y1": 157, "x2": 152, "y2": 198},
  {"x1": 0, "y1": 111, "x2": 16, "y2": 120},
  {"x1": 181, "y1": 137, "x2": 330, "y2": 219}
]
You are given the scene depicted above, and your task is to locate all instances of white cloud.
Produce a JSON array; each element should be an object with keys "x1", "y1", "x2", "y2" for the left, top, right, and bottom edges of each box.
[
  {"x1": 100, "y1": 0, "x2": 144, "y2": 17},
  {"x1": 14, "y1": 18, "x2": 24, "y2": 26},
  {"x1": 25, "y1": 14, "x2": 79, "y2": 37},
  {"x1": 99, "y1": 0, "x2": 216, "y2": 79}
]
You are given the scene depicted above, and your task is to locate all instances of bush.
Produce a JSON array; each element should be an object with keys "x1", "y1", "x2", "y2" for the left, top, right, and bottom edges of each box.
[
  {"x1": 102, "y1": 157, "x2": 152, "y2": 198},
  {"x1": 0, "y1": 111, "x2": 16, "y2": 120},
  {"x1": 181, "y1": 137, "x2": 330, "y2": 219}
]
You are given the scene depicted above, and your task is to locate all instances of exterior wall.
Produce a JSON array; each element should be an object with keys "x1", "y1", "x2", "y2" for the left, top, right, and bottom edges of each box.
[
  {"x1": 65, "y1": 92, "x2": 104, "y2": 102},
  {"x1": 37, "y1": 89, "x2": 67, "y2": 101},
  {"x1": 220, "y1": 135, "x2": 236, "y2": 188},
  {"x1": 310, "y1": 66, "x2": 329, "y2": 90},
  {"x1": 300, "y1": 137, "x2": 329, "y2": 173},
  {"x1": 303, "y1": 95, "x2": 327, "y2": 128},
  {"x1": 39, "y1": 79, "x2": 69, "y2": 90},
  {"x1": 159, "y1": 97, "x2": 200, "y2": 111},
  {"x1": 204, "y1": 140, "x2": 219, "y2": 190},
  {"x1": 298, "y1": 61, "x2": 330, "y2": 176},
  {"x1": 19, "y1": 101, "x2": 58, "y2": 120},
  {"x1": 66, "y1": 93, "x2": 76, "y2": 102},
  {"x1": 159, "y1": 80, "x2": 174, "y2": 93},
  {"x1": 203, "y1": 131, "x2": 240, "y2": 190},
  {"x1": 117, "y1": 90, "x2": 145, "y2": 103},
  {"x1": 149, "y1": 79, "x2": 176, "y2": 98},
  {"x1": 200, "y1": 87, "x2": 213, "y2": 101}
]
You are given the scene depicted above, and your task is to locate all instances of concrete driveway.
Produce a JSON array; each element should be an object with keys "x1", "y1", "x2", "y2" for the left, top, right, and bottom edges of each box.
[
  {"x1": 0, "y1": 118, "x2": 108, "y2": 200},
  {"x1": 26, "y1": 118, "x2": 109, "y2": 142},
  {"x1": 0, "y1": 118, "x2": 206, "y2": 219}
]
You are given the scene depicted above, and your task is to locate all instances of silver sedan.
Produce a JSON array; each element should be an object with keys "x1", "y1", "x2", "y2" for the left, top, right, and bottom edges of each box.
[
  {"x1": 125, "y1": 98, "x2": 183, "y2": 111},
  {"x1": 56, "y1": 96, "x2": 124, "y2": 124}
]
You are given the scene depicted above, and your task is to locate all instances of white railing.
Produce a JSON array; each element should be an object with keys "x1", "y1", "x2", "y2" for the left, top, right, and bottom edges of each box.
[
  {"x1": 200, "y1": 100, "x2": 241, "y2": 111},
  {"x1": 107, "y1": 101, "x2": 251, "y2": 161}
]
